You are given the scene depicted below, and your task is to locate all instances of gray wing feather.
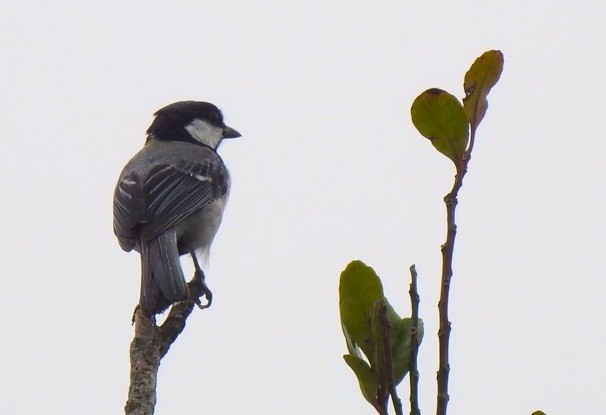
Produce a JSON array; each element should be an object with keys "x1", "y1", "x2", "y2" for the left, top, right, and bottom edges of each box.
[
  {"x1": 113, "y1": 173, "x2": 145, "y2": 251},
  {"x1": 113, "y1": 159, "x2": 228, "y2": 250}
]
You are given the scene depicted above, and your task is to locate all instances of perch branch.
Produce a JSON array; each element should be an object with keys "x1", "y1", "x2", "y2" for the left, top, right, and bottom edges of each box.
[{"x1": 124, "y1": 274, "x2": 208, "y2": 415}]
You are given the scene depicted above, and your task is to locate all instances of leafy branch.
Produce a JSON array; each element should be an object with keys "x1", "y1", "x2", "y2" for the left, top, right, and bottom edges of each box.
[
  {"x1": 411, "y1": 50, "x2": 504, "y2": 415},
  {"x1": 339, "y1": 261, "x2": 424, "y2": 415},
  {"x1": 339, "y1": 50, "x2": 507, "y2": 415}
]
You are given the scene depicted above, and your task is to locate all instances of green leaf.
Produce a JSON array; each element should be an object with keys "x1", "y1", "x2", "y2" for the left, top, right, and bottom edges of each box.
[
  {"x1": 343, "y1": 354, "x2": 379, "y2": 406},
  {"x1": 390, "y1": 318, "x2": 412, "y2": 384},
  {"x1": 391, "y1": 318, "x2": 424, "y2": 385},
  {"x1": 339, "y1": 260, "x2": 385, "y2": 361},
  {"x1": 411, "y1": 88, "x2": 469, "y2": 164},
  {"x1": 341, "y1": 319, "x2": 361, "y2": 357},
  {"x1": 531, "y1": 412, "x2": 547, "y2": 415},
  {"x1": 463, "y1": 50, "x2": 504, "y2": 129}
]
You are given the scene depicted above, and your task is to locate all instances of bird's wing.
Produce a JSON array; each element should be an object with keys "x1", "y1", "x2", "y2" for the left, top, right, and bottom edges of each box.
[
  {"x1": 113, "y1": 171, "x2": 146, "y2": 251},
  {"x1": 113, "y1": 159, "x2": 229, "y2": 250}
]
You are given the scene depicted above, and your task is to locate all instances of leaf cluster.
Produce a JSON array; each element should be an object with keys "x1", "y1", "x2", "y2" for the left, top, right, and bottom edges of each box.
[
  {"x1": 339, "y1": 261, "x2": 423, "y2": 414},
  {"x1": 411, "y1": 50, "x2": 504, "y2": 170}
]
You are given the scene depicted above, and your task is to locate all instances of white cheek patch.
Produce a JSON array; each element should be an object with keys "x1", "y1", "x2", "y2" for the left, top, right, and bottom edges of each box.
[{"x1": 185, "y1": 119, "x2": 223, "y2": 149}]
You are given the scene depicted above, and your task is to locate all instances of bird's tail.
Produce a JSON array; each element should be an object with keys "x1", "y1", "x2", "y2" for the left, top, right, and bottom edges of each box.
[{"x1": 140, "y1": 230, "x2": 189, "y2": 316}]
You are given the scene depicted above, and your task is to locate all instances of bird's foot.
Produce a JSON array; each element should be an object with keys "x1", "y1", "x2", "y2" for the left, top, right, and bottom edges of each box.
[{"x1": 191, "y1": 270, "x2": 213, "y2": 309}]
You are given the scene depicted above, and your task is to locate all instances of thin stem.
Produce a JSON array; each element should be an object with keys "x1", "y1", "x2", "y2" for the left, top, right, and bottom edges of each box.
[
  {"x1": 436, "y1": 126, "x2": 476, "y2": 415},
  {"x1": 408, "y1": 265, "x2": 421, "y2": 415},
  {"x1": 391, "y1": 387, "x2": 404, "y2": 415},
  {"x1": 371, "y1": 301, "x2": 390, "y2": 415}
]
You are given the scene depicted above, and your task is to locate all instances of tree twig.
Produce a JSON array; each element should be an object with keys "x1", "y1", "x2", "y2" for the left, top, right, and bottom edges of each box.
[
  {"x1": 436, "y1": 129, "x2": 475, "y2": 415},
  {"x1": 408, "y1": 264, "x2": 421, "y2": 415},
  {"x1": 124, "y1": 275, "x2": 208, "y2": 415}
]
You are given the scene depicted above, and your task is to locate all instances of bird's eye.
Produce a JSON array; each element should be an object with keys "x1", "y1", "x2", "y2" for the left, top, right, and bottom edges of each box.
[{"x1": 209, "y1": 112, "x2": 220, "y2": 124}]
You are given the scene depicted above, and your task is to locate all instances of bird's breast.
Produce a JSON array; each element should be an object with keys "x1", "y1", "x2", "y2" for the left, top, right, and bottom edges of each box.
[{"x1": 175, "y1": 194, "x2": 229, "y2": 262}]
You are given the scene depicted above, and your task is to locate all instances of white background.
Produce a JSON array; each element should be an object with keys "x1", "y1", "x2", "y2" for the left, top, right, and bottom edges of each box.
[{"x1": 1, "y1": 1, "x2": 605, "y2": 414}]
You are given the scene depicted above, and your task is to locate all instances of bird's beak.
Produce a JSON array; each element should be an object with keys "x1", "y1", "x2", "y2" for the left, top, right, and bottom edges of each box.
[{"x1": 222, "y1": 125, "x2": 241, "y2": 139}]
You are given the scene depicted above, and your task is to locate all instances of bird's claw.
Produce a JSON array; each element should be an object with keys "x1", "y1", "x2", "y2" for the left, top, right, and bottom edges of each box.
[
  {"x1": 195, "y1": 292, "x2": 212, "y2": 309},
  {"x1": 192, "y1": 270, "x2": 213, "y2": 310}
]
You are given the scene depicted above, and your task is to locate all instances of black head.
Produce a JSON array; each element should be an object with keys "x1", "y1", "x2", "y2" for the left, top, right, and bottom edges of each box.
[{"x1": 146, "y1": 101, "x2": 240, "y2": 148}]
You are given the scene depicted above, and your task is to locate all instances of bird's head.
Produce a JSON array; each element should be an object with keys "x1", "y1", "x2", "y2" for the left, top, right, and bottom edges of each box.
[{"x1": 146, "y1": 101, "x2": 241, "y2": 149}]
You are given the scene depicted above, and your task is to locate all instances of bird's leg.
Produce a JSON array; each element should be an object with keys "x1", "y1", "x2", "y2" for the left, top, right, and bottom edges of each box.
[{"x1": 190, "y1": 251, "x2": 213, "y2": 309}]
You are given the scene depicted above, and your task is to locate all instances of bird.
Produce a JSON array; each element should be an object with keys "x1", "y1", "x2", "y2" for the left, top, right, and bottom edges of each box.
[{"x1": 113, "y1": 101, "x2": 240, "y2": 317}]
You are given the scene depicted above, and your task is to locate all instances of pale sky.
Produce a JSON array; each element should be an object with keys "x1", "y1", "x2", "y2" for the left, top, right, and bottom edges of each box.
[{"x1": 2, "y1": 1, "x2": 605, "y2": 414}]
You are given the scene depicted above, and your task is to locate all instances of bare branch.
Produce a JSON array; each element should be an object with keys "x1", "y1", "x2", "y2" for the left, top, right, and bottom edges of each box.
[
  {"x1": 408, "y1": 265, "x2": 421, "y2": 415},
  {"x1": 125, "y1": 275, "x2": 208, "y2": 415}
]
